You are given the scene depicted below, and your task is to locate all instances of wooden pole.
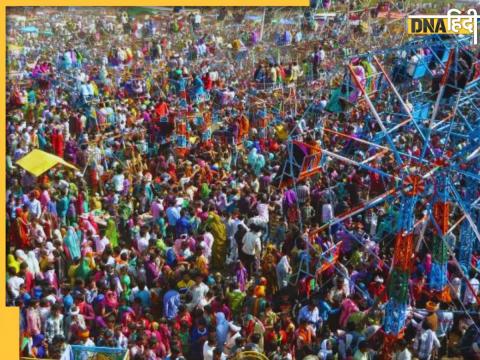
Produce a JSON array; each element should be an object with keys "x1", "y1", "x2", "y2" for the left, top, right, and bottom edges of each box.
[{"x1": 260, "y1": 8, "x2": 266, "y2": 42}]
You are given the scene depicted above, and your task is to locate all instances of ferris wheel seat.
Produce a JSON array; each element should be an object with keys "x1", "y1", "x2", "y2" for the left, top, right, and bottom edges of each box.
[{"x1": 412, "y1": 102, "x2": 430, "y2": 121}]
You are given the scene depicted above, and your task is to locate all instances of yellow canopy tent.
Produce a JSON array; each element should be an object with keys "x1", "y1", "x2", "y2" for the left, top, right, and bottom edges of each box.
[{"x1": 16, "y1": 149, "x2": 78, "y2": 177}]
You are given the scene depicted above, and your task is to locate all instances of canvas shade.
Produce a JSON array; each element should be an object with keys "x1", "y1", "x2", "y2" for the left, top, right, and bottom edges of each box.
[
  {"x1": 16, "y1": 149, "x2": 78, "y2": 177},
  {"x1": 126, "y1": 7, "x2": 158, "y2": 16}
]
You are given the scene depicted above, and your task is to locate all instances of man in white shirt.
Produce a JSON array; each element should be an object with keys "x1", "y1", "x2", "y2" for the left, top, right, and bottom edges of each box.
[
  {"x1": 111, "y1": 169, "x2": 125, "y2": 193},
  {"x1": 242, "y1": 227, "x2": 262, "y2": 256},
  {"x1": 435, "y1": 306, "x2": 454, "y2": 357},
  {"x1": 412, "y1": 304, "x2": 454, "y2": 344},
  {"x1": 322, "y1": 202, "x2": 334, "y2": 225},
  {"x1": 188, "y1": 274, "x2": 210, "y2": 310},
  {"x1": 464, "y1": 271, "x2": 479, "y2": 306},
  {"x1": 115, "y1": 327, "x2": 129, "y2": 349},
  {"x1": 249, "y1": 195, "x2": 269, "y2": 241},
  {"x1": 193, "y1": 13, "x2": 202, "y2": 30},
  {"x1": 45, "y1": 304, "x2": 64, "y2": 344},
  {"x1": 200, "y1": 230, "x2": 214, "y2": 259},
  {"x1": 290, "y1": 62, "x2": 303, "y2": 82},
  {"x1": 28, "y1": 192, "x2": 42, "y2": 220},
  {"x1": 393, "y1": 340, "x2": 412, "y2": 360},
  {"x1": 449, "y1": 276, "x2": 462, "y2": 300},
  {"x1": 313, "y1": 46, "x2": 326, "y2": 78},
  {"x1": 203, "y1": 335, "x2": 216, "y2": 360},
  {"x1": 31, "y1": 218, "x2": 47, "y2": 244},
  {"x1": 413, "y1": 321, "x2": 440, "y2": 360},
  {"x1": 224, "y1": 323, "x2": 242, "y2": 355},
  {"x1": 136, "y1": 226, "x2": 151, "y2": 253},
  {"x1": 226, "y1": 214, "x2": 243, "y2": 264},
  {"x1": 95, "y1": 235, "x2": 110, "y2": 254},
  {"x1": 7, "y1": 267, "x2": 24, "y2": 300},
  {"x1": 241, "y1": 225, "x2": 262, "y2": 275},
  {"x1": 269, "y1": 64, "x2": 277, "y2": 84},
  {"x1": 407, "y1": 49, "x2": 424, "y2": 77}
]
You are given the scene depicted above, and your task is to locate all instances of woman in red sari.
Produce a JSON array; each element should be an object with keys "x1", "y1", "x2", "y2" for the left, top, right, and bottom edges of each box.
[
  {"x1": 51, "y1": 129, "x2": 65, "y2": 158},
  {"x1": 10, "y1": 208, "x2": 29, "y2": 249},
  {"x1": 238, "y1": 113, "x2": 250, "y2": 144}
]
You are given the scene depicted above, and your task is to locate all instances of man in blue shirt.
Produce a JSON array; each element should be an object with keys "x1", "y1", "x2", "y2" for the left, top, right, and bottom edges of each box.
[
  {"x1": 190, "y1": 318, "x2": 209, "y2": 356},
  {"x1": 163, "y1": 284, "x2": 180, "y2": 320},
  {"x1": 134, "y1": 282, "x2": 151, "y2": 309},
  {"x1": 61, "y1": 285, "x2": 74, "y2": 314},
  {"x1": 176, "y1": 209, "x2": 192, "y2": 237},
  {"x1": 166, "y1": 203, "x2": 181, "y2": 227},
  {"x1": 297, "y1": 298, "x2": 321, "y2": 332}
]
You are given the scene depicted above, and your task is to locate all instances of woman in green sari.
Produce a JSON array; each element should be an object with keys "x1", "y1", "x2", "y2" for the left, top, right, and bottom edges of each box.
[
  {"x1": 200, "y1": 183, "x2": 211, "y2": 201},
  {"x1": 205, "y1": 211, "x2": 227, "y2": 271},
  {"x1": 156, "y1": 216, "x2": 167, "y2": 239},
  {"x1": 119, "y1": 266, "x2": 131, "y2": 301},
  {"x1": 105, "y1": 218, "x2": 119, "y2": 249}
]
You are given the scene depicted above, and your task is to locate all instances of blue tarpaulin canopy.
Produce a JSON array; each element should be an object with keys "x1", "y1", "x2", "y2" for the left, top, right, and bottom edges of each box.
[
  {"x1": 20, "y1": 26, "x2": 38, "y2": 33},
  {"x1": 62, "y1": 345, "x2": 129, "y2": 360},
  {"x1": 278, "y1": 18, "x2": 297, "y2": 25},
  {"x1": 245, "y1": 15, "x2": 262, "y2": 21}
]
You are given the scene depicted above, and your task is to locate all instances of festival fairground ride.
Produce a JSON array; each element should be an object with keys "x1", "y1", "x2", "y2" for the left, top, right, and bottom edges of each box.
[{"x1": 277, "y1": 33, "x2": 480, "y2": 356}]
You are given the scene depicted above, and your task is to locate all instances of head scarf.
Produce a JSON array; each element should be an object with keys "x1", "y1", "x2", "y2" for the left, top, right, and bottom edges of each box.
[
  {"x1": 75, "y1": 257, "x2": 92, "y2": 281},
  {"x1": 53, "y1": 229, "x2": 63, "y2": 244},
  {"x1": 7, "y1": 254, "x2": 20, "y2": 273},
  {"x1": 32, "y1": 334, "x2": 47, "y2": 357},
  {"x1": 45, "y1": 241, "x2": 56, "y2": 255},
  {"x1": 27, "y1": 251, "x2": 41, "y2": 276},
  {"x1": 254, "y1": 285, "x2": 266, "y2": 297},
  {"x1": 215, "y1": 312, "x2": 229, "y2": 350},
  {"x1": 105, "y1": 290, "x2": 119, "y2": 309},
  {"x1": 318, "y1": 339, "x2": 333, "y2": 360},
  {"x1": 253, "y1": 153, "x2": 265, "y2": 176},
  {"x1": 15, "y1": 249, "x2": 29, "y2": 267},
  {"x1": 247, "y1": 147, "x2": 258, "y2": 167},
  {"x1": 64, "y1": 226, "x2": 81, "y2": 261},
  {"x1": 277, "y1": 255, "x2": 290, "y2": 274},
  {"x1": 45, "y1": 268, "x2": 59, "y2": 289}
]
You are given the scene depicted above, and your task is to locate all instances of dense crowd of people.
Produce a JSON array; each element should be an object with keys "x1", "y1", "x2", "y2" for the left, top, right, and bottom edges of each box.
[{"x1": 5, "y1": 5, "x2": 480, "y2": 360}]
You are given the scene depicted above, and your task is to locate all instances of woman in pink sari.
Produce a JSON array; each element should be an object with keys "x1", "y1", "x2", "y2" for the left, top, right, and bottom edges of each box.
[
  {"x1": 339, "y1": 296, "x2": 359, "y2": 328},
  {"x1": 348, "y1": 59, "x2": 366, "y2": 103}
]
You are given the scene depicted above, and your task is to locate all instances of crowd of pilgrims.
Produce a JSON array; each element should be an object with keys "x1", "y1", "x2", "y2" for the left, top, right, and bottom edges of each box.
[{"x1": 5, "y1": 5, "x2": 480, "y2": 360}]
